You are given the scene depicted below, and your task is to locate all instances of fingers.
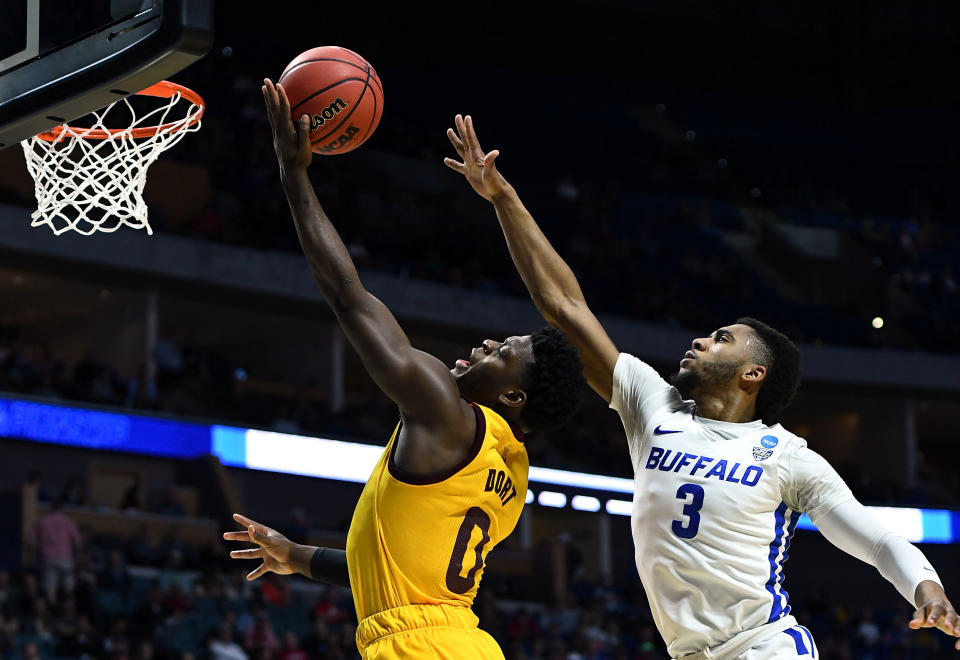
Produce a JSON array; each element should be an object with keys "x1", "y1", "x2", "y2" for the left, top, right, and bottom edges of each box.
[
  {"x1": 464, "y1": 115, "x2": 483, "y2": 154},
  {"x1": 296, "y1": 114, "x2": 311, "y2": 146},
  {"x1": 276, "y1": 82, "x2": 292, "y2": 119},
  {"x1": 911, "y1": 602, "x2": 947, "y2": 629},
  {"x1": 247, "y1": 563, "x2": 269, "y2": 581},
  {"x1": 484, "y1": 150, "x2": 500, "y2": 168},
  {"x1": 265, "y1": 78, "x2": 280, "y2": 106},
  {"x1": 927, "y1": 603, "x2": 947, "y2": 628},
  {"x1": 262, "y1": 79, "x2": 281, "y2": 132},
  {"x1": 454, "y1": 114, "x2": 470, "y2": 151},
  {"x1": 224, "y1": 514, "x2": 272, "y2": 547},
  {"x1": 910, "y1": 605, "x2": 931, "y2": 629},
  {"x1": 233, "y1": 513, "x2": 268, "y2": 534},
  {"x1": 262, "y1": 85, "x2": 275, "y2": 130},
  {"x1": 247, "y1": 524, "x2": 267, "y2": 545},
  {"x1": 446, "y1": 127, "x2": 465, "y2": 155},
  {"x1": 944, "y1": 608, "x2": 960, "y2": 636},
  {"x1": 229, "y1": 548, "x2": 263, "y2": 560},
  {"x1": 443, "y1": 157, "x2": 465, "y2": 173}
]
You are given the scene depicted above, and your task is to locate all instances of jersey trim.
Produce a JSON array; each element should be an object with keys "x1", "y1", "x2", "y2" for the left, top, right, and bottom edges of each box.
[
  {"x1": 386, "y1": 404, "x2": 486, "y2": 486},
  {"x1": 782, "y1": 628, "x2": 809, "y2": 655},
  {"x1": 799, "y1": 626, "x2": 816, "y2": 657},
  {"x1": 766, "y1": 502, "x2": 801, "y2": 622}
]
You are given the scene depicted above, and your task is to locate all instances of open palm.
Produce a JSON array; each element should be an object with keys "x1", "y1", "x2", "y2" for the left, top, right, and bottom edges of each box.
[
  {"x1": 444, "y1": 114, "x2": 508, "y2": 201},
  {"x1": 223, "y1": 513, "x2": 296, "y2": 580}
]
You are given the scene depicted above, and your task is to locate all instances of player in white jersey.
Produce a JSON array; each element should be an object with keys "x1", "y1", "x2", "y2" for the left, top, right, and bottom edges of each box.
[{"x1": 444, "y1": 115, "x2": 960, "y2": 658}]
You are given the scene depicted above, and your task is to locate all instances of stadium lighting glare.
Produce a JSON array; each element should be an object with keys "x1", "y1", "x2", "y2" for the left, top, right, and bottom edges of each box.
[
  {"x1": 605, "y1": 499, "x2": 633, "y2": 516},
  {"x1": 571, "y1": 496, "x2": 602, "y2": 512},
  {"x1": 3, "y1": 394, "x2": 959, "y2": 543},
  {"x1": 537, "y1": 491, "x2": 568, "y2": 508},
  {"x1": 872, "y1": 317, "x2": 884, "y2": 329}
]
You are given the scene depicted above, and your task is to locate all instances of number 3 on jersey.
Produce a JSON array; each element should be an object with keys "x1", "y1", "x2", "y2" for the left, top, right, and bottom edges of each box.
[{"x1": 672, "y1": 483, "x2": 704, "y2": 539}]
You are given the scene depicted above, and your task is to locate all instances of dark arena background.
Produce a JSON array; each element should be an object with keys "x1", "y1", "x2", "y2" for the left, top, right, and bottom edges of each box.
[{"x1": 1, "y1": 1, "x2": 959, "y2": 658}]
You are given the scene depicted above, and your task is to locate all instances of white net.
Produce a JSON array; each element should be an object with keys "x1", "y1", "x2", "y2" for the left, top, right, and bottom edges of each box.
[{"x1": 20, "y1": 86, "x2": 203, "y2": 236}]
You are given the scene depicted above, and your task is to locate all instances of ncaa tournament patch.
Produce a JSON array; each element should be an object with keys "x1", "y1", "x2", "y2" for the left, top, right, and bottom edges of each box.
[{"x1": 760, "y1": 435, "x2": 779, "y2": 449}]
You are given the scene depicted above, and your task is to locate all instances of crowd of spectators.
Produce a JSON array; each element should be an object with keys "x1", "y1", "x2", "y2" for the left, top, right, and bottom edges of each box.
[
  {"x1": 134, "y1": 52, "x2": 958, "y2": 355},
  {"x1": 3, "y1": 496, "x2": 957, "y2": 660},
  {"x1": 4, "y1": 53, "x2": 957, "y2": 354}
]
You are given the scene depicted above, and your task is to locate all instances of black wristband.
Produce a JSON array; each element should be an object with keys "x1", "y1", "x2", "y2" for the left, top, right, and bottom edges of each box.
[{"x1": 309, "y1": 546, "x2": 351, "y2": 590}]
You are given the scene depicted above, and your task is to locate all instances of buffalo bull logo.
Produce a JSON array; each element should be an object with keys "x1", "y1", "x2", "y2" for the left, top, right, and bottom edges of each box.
[{"x1": 752, "y1": 447, "x2": 773, "y2": 462}]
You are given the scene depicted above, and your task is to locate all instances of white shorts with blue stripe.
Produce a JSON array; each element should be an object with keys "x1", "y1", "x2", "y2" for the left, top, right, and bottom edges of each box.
[{"x1": 740, "y1": 625, "x2": 818, "y2": 659}]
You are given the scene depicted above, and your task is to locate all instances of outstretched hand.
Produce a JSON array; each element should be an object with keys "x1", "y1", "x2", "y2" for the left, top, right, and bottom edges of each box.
[
  {"x1": 223, "y1": 513, "x2": 299, "y2": 581},
  {"x1": 909, "y1": 585, "x2": 960, "y2": 651},
  {"x1": 444, "y1": 115, "x2": 509, "y2": 201},
  {"x1": 262, "y1": 78, "x2": 312, "y2": 173}
]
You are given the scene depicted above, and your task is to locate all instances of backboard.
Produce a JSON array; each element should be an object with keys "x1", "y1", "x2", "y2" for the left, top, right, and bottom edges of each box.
[{"x1": 0, "y1": 0, "x2": 213, "y2": 150}]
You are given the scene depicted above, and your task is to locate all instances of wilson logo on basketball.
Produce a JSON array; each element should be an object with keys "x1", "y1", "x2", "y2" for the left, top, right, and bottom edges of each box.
[
  {"x1": 316, "y1": 125, "x2": 361, "y2": 153},
  {"x1": 309, "y1": 98, "x2": 348, "y2": 131}
]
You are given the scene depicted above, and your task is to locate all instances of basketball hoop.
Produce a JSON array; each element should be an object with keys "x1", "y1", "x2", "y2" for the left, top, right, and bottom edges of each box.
[{"x1": 20, "y1": 81, "x2": 204, "y2": 236}]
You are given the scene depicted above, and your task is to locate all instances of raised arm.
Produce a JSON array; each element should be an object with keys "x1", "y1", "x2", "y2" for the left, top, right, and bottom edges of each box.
[
  {"x1": 263, "y1": 80, "x2": 472, "y2": 454},
  {"x1": 444, "y1": 115, "x2": 619, "y2": 402}
]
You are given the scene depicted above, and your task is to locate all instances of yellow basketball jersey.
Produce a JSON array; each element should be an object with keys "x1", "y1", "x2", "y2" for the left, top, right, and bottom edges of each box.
[{"x1": 345, "y1": 401, "x2": 528, "y2": 622}]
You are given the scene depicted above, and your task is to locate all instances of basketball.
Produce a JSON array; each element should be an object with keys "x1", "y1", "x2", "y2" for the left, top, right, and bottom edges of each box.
[{"x1": 278, "y1": 46, "x2": 384, "y2": 155}]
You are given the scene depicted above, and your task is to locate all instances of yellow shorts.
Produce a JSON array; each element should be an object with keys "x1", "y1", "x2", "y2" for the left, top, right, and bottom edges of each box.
[{"x1": 356, "y1": 603, "x2": 504, "y2": 659}]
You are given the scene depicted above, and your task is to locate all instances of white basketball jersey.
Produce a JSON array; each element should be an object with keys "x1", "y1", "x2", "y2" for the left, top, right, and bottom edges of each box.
[{"x1": 610, "y1": 353, "x2": 854, "y2": 658}]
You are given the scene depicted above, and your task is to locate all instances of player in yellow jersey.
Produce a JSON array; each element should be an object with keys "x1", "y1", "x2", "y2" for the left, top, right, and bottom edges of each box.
[{"x1": 223, "y1": 79, "x2": 585, "y2": 659}]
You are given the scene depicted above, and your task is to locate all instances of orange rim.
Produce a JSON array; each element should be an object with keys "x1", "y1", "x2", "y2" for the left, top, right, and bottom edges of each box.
[{"x1": 36, "y1": 81, "x2": 205, "y2": 142}]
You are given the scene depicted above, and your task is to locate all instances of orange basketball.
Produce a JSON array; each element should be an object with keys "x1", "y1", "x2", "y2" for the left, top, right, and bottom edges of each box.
[{"x1": 278, "y1": 46, "x2": 384, "y2": 155}]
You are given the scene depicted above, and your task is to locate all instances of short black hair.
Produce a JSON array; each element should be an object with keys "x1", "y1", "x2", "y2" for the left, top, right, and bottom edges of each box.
[
  {"x1": 520, "y1": 326, "x2": 586, "y2": 433},
  {"x1": 737, "y1": 317, "x2": 801, "y2": 424}
]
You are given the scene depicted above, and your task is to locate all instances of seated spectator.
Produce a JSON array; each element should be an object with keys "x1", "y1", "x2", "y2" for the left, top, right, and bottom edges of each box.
[
  {"x1": 243, "y1": 609, "x2": 279, "y2": 656},
  {"x1": 135, "y1": 639, "x2": 156, "y2": 660},
  {"x1": 277, "y1": 630, "x2": 309, "y2": 660},
  {"x1": 24, "y1": 596, "x2": 55, "y2": 645},
  {"x1": 0, "y1": 609, "x2": 18, "y2": 658},
  {"x1": 313, "y1": 587, "x2": 348, "y2": 625},
  {"x1": 21, "y1": 641, "x2": 41, "y2": 660},
  {"x1": 260, "y1": 573, "x2": 289, "y2": 606},
  {"x1": 134, "y1": 584, "x2": 167, "y2": 639},
  {"x1": 53, "y1": 594, "x2": 79, "y2": 638},
  {"x1": 74, "y1": 547, "x2": 101, "y2": 617},
  {"x1": 99, "y1": 548, "x2": 133, "y2": 594},
  {"x1": 55, "y1": 612, "x2": 101, "y2": 658},
  {"x1": 163, "y1": 582, "x2": 193, "y2": 616},
  {"x1": 0, "y1": 571, "x2": 13, "y2": 619},
  {"x1": 300, "y1": 616, "x2": 334, "y2": 658},
  {"x1": 209, "y1": 622, "x2": 248, "y2": 660},
  {"x1": 102, "y1": 616, "x2": 133, "y2": 658}
]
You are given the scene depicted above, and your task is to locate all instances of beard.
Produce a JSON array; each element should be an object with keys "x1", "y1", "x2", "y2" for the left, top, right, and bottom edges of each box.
[{"x1": 670, "y1": 359, "x2": 741, "y2": 401}]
